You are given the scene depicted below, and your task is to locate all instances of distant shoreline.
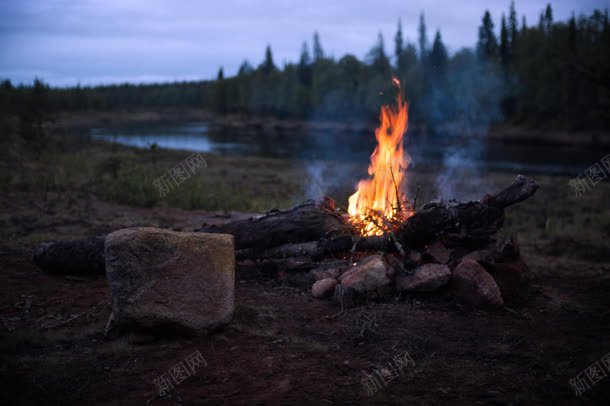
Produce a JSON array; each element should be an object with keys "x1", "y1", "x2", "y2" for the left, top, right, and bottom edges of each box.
[{"x1": 54, "y1": 109, "x2": 610, "y2": 149}]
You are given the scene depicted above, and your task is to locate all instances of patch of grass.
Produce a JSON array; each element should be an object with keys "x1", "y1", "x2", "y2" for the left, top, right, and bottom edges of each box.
[{"x1": 2, "y1": 121, "x2": 307, "y2": 212}]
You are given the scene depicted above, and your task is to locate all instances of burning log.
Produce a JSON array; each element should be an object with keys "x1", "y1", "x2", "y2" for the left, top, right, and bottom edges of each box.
[
  {"x1": 223, "y1": 175, "x2": 539, "y2": 259},
  {"x1": 396, "y1": 175, "x2": 538, "y2": 249}
]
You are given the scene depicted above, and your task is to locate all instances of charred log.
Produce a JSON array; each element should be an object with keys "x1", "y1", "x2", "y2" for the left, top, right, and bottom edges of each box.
[
  {"x1": 33, "y1": 236, "x2": 106, "y2": 275},
  {"x1": 235, "y1": 235, "x2": 395, "y2": 260},
  {"x1": 199, "y1": 197, "x2": 354, "y2": 250},
  {"x1": 397, "y1": 175, "x2": 538, "y2": 249}
]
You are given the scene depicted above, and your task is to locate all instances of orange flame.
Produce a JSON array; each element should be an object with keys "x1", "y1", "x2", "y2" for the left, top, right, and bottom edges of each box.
[{"x1": 348, "y1": 78, "x2": 412, "y2": 236}]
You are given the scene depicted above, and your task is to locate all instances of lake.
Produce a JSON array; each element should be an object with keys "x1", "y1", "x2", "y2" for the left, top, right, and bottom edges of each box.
[{"x1": 90, "y1": 121, "x2": 601, "y2": 176}]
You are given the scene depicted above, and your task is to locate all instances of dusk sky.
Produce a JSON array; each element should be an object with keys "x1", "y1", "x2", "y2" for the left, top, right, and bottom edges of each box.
[{"x1": 1, "y1": 0, "x2": 607, "y2": 87}]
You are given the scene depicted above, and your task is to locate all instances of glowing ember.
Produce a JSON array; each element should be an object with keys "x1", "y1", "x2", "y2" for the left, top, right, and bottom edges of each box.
[{"x1": 348, "y1": 78, "x2": 412, "y2": 236}]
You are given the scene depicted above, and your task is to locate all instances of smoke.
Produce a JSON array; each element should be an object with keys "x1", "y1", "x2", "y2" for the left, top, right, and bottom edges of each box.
[
  {"x1": 299, "y1": 51, "x2": 508, "y2": 204},
  {"x1": 429, "y1": 49, "x2": 506, "y2": 200},
  {"x1": 304, "y1": 159, "x2": 328, "y2": 199}
]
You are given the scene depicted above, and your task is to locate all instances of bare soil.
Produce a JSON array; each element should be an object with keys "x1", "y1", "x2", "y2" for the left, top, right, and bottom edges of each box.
[{"x1": 1, "y1": 185, "x2": 610, "y2": 406}]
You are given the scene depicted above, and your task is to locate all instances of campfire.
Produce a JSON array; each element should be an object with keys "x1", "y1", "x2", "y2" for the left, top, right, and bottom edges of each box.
[
  {"x1": 348, "y1": 77, "x2": 412, "y2": 237},
  {"x1": 34, "y1": 78, "x2": 540, "y2": 310},
  {"x1": 196, "y1": 78, "x2": 539, "y2": 308}
]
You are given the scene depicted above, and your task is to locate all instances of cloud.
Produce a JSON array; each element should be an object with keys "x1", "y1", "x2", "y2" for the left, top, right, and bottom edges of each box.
[{"x1": 0, "y1": 0, "x2": 607, "y2": 85}]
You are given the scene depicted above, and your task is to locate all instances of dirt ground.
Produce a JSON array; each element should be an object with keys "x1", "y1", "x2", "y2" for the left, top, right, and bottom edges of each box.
[{"x1": 1, "y1": 177, "x2": 610, "y2": 406}]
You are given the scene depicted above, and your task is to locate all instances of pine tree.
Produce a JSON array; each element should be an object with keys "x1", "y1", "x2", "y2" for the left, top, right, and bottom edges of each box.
[
  {"x1": 418, "y1": 13, "x2": 428, "y2": 61},
  {"x1": 299, "y1": 41, "x2": 311, "y2": 66},
  {"x1": 313, "y1": 32, "x2": 324, "y2": 61},
  {"x1": 238, "y1": 60, "x2": 253, "y2": 76},
  {"x1": 367, "y1": 32, "x2": 390, "y2": 73},
  {"x1": 261, "y1": 45, "x2": 276, "y2": 75},
  {"x1": 394, "y1": 19, "x2": 404, "y2": 68},
  {"x1": 477, "y1": 11, "x2": 498, "y2": 61},
  {"x1": 297, "y1": 42, "x2": 312, "y2": 86},
  {"x1": 429, "y1": 30, "x2": 448, "y2": 75},
  {"x1": 500, "y1": 14, "x2": 510, "y2": 69},
  {"x1": 217, "y1": 67, "x2": 224, "y2": 81},
  {"x1": 544, "y1": 4, "x2": 553, "y2": 34},
  {"x1": 508, "y1": 1, "x2": 518, "y2": 55}
]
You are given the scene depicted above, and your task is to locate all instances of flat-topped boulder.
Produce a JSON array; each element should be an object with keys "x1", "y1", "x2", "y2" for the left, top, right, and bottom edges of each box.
[{"x1": 104, "y1": 227, "x2": 234, "y2": 336}]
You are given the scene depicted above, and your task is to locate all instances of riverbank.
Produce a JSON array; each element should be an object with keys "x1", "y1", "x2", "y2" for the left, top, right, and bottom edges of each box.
[{"x1": 55, "y1": 109, "x2": 610, "y2": 148}]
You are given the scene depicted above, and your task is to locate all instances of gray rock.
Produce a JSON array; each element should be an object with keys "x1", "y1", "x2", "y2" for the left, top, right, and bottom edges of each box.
[
  {"x1": 312, "y1": 278, "x2": 338, "y2": 298},
  {"x1": 395, "y1": 263, "x2": 451, "y2": 292},
  {"x1": 104, "y1": 227, "x2": 234, "y2": 335},
  {"x1": 339, "y1": 255, "x2": 391, "y2": 293},
  {"x1": 450, "y1": 259, "x2": 503, "y2": 308}
]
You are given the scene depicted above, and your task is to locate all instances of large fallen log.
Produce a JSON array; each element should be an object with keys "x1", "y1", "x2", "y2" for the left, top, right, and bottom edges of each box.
[
  {"x1": 32, "y1": 236, "x2": 106, "y2": 275},
  {"x1": 225, "y1": 175, "x2": 539, "y2": 258},
  {"x1": 199, "y1": 196, "x2": 354, "y2": 250},
  {"x1": 397, "y1": 175, "x2": 538, "y2": 249}
]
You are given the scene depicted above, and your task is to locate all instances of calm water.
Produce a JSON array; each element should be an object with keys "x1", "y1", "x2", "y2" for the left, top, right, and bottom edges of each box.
[{"x1": 90, "y1": 121, "x2": 601, "y2": 176}]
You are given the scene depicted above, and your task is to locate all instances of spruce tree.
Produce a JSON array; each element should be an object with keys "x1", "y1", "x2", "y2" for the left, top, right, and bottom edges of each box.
[
  {"x1": 261, "y1": 45, "x2": 276, "y2": 75},
  {"x1": 508, "y1": 1, "x2": 518, "y2": 53},
  {"x1": 430, "y1": 30, "x2": 448, "y2": 75},
  {"x1": 500, "y1": 14, "x2": 510, "y2": 69},
  {"x1": 418, "y1": 13, "x2": 428, "y2": 61},
  {"x1": 477, "y1": 11, "x2": 498, "y2": 61},
  {"x1": 394, "y1": 19, "x2": 404, "y2": 69},
  {"x1": 313, "y1": 32, "x2": 324, "y2": 61}
]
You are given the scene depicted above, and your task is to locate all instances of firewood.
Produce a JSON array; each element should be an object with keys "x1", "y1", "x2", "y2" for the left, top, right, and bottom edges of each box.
[
  {"x1": 31, "y1": 177, "x2": 538, "y2": 276},
  {"x1": 33, "y1": 236, "x2": 105, "y2": 275},
  {"x1": 396, "y1": 175, "x2": 538, "y2": 249},
  {"x1": 199, "y1": 197, "x2": 354, "y2": 250},
  {"x1": 235, "y1": 235, "x2": 394, "y2": 260}
]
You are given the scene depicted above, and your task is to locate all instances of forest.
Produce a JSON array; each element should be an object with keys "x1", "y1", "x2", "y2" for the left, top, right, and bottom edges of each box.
[{"x1": 1, "y1": 3, "x2": 609, "y2": 133}]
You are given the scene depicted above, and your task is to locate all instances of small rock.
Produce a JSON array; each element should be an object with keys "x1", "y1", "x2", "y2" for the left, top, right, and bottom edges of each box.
[
  {"x1": 312, "y1": 278, "x2": 338, "y2": 298},
  {"x1": 339, "y1": 255, "x2": 391, "y2": 293},
  {"x1": 396, "y1": 263, "x2": 451, "y2": 292},
  {"x1": 423, "y1": 240, "x2": 451, "y2": 264},
  {"x1": 451, "y1": 259, "x2": 503, "y2": 307}
]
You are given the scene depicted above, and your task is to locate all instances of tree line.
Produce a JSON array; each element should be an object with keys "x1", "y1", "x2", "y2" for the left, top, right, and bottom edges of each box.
[{"x1": 1, "y1": 3, "x2": 609, "y2": 132}]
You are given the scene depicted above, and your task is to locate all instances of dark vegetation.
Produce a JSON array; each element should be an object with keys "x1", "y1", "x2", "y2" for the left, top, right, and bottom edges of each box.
[{"x1": 1, "y1": 3, "x2": 609, "y2": 134}]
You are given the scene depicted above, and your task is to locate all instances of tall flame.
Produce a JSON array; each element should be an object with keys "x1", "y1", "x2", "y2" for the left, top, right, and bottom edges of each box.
[{"x1": 347, "y1": 77, "x2": 412, "y2": 236}]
